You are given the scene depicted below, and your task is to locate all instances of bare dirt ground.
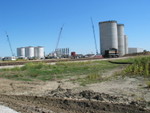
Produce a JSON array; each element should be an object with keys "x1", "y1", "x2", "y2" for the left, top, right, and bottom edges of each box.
[{"x1": 0, "y1": 68, "x2": 150, "y2": 113}]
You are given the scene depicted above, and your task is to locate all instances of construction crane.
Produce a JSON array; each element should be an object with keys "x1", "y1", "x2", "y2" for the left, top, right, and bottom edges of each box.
[
  {"x1": 91, "y1": 18, "x2": 98, "y2": 55},
  {"x1": 5, "y1": 32, "x2": 15, "y2": 56},
  {"x1": 55, "y1": 24, "x2": 64, "y2": 57}
]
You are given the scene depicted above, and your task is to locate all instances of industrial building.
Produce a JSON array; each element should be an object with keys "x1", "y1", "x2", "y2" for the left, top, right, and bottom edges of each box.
[
  {"x1": 2, "y1": 56, "x2": 16, "y2": 61},
  {"x1": 17, "y1": 46, "x2": 44, "y2": 59},
  {"x1": 55, "y1": 48, "x2": 69, "y2": 58},
  {"x1": 128, "y1": 48, "x2": 144, "y2": 54},
  {"x1": 99, "y1": 20, "x2": 128, "y2": 56}
]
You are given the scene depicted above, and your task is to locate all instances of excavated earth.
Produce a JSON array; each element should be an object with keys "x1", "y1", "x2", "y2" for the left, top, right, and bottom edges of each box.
[
  {"x1": 0, "y1": 69, "x2": 150, "y2": 113},
  {"x1": 0, "y1": 93, "x2": 149, "y2": 113}
]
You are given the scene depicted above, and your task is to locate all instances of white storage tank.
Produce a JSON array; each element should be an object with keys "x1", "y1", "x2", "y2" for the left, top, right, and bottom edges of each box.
[
  {"x1": 117, "y1": 24, "x2": 125, "y2": 56},
  {"x1": 25, "y1": 46, "x2": 34, "y2": 58},
  {"x1": 99, "y1": 21, "x2": 118, "y2": 55},
  {"x1": 124, "y1": 35, "x2": 128, "y2": 54},
  {"x1": 34, "y1": 46, "x2": 44, "y2": 59},
  {"x1": 17, "y1": 47, "x2": 25, "y2": 57}
]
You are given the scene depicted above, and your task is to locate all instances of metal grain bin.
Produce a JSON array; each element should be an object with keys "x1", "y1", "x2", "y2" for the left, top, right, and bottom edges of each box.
[
  {"x1": 25, "y1": 46, "x2": 34, "y2": 58},
  {"x1": 34, "y1": 46, "x2": 44, "y2": 59},
  {"x1": 17, "y1": 47, "x2": 25, "y2": 57}
]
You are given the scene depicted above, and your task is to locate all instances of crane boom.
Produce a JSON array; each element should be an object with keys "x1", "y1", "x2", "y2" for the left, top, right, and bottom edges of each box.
[
  {"x1": 91, "y1": 18, "x2": 98, "y2": 55},
  {"x1": 5, "y1": 32, "x2": 14, "y2": 56},
  {"x1": 55, "y1": 24, "x2": 64, "y2": 50}
]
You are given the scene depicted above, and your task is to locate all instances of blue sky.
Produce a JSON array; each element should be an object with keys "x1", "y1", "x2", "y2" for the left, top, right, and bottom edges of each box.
[{"x1": 0, "y1": 0, "x2": 150, "y2": 57}]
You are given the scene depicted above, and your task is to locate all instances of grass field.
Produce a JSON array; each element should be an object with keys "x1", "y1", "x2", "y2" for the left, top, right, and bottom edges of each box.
[
  {"x1": 0, "y1": 60, "x2": 120, "y2": 83},
  {"x1": 0, "y1": 56, "x2": 150, "y2": 85}
]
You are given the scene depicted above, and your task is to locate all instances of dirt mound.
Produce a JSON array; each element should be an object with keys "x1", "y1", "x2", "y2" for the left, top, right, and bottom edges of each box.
[
  {"x1": 0, "y1": 73, "x2": 150, "y2": 113},
  {"x1": 0, "y1": 94, "x2": 150, "y2": 113},
  {"x1": 47, "y1": 87, "x2": 149, "y2": 109}
]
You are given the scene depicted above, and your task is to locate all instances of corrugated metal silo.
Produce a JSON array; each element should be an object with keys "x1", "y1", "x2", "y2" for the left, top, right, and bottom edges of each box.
[
  {"x1": 38, "y1": 46, "x2": 44, "y2": 59},
  {"x1": 34, "y1": 47, "x2": 38, "y2": 58},
  {"x1": 124, "y1": 35, "x2": 128, "y2": 54},
  {"x1": 17, "y1": 47, "x2": 25, "y2": 57},
  {"x1": 17, "y1": 48, "x2": 21, "y2": 57},
  {"x1": 117, "y1": 24, "x2": 125, "y2": 56},
  {"x1": 34, "y1": 46, "x2": 44, "y2": 59},
  {"x1": 25, "y1": 46, "x2": 34, "y2": 58},
  {"x1": 99, "y1": 21, "x2": 118, "y2": 55}
]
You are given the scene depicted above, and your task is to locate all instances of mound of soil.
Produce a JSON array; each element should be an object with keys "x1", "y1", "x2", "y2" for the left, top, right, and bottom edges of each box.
[{"x1": 1, "y1": 87, "x2": 150, "y2": 113}]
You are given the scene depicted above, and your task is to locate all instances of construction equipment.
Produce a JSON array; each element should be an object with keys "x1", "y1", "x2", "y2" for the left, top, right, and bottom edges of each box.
[
  {"x1": 5, "y1": 32, "x2": 15, "y2": 56},
  {"x1": 55, "y1": 25, "x2": 64, "y2": 58},
  {"x1": 91, "y1": 18, "x2": 98, "y2": 55}
]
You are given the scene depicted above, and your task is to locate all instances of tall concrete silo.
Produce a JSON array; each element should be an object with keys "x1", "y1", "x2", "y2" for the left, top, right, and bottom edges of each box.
[
  {"x1": 34, "y1": 46, "x2": 44, "y2": 59},
  {"x1": 17, "y1": 47, "x2": 25, "y2": 57},
  {"x1": 99, "y1": 21, "x2": 118, "y2": 55},
  {"x1": 124, "y1": 35, "x2": 128, "y2": 54},
  {"x1": 117, "y1": 24, "x2": 125, "y2": 56},
  {"x1": 25, "y1": 46, "x2": 34, "y2": 58}
]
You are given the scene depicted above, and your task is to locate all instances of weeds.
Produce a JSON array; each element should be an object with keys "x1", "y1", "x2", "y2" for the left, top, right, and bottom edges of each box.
[
  {"x1": 78, "y1": 73, "x2": 103, "y2": 86},
  {"x1": 146, "y1": 81, "x2": 150, "y2": 88},
  {"x1": 123, "y1": 56, "x2": 150, "y2": 77}
]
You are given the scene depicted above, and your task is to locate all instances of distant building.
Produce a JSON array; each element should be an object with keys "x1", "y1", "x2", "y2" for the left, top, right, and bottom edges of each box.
[
  {"x1": 55, "y1": 48, "x2": 69, "y2": 58},
  {"x1": 128, "y1": 48, "x2": 144, "y2": 54},
  {"x1": 3, "y1": 56, "x2": 16, "y2": 61},
  {"x1": 0, "y1": 57, "x2": 3, "y2": 60}
]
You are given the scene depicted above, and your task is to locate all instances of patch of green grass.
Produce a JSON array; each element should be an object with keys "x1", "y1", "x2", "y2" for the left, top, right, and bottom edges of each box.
[
  {"x1": 0, "y1": 60, "x2": 121, "y2": 84},
  {"x1": 112, "y1": 57, "x2": 135, "y2": 63},
  {"x1": 77, "y1": 73, "x2": 103, "y2": 86},
  {"x1": 122, "y1": 56, "x2": 150, "y2": 77}
]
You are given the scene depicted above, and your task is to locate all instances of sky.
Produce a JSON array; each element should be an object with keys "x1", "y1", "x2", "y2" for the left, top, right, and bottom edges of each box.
[{"x1": 0, "y1": 0, "x2": 150, "y2": 57}]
